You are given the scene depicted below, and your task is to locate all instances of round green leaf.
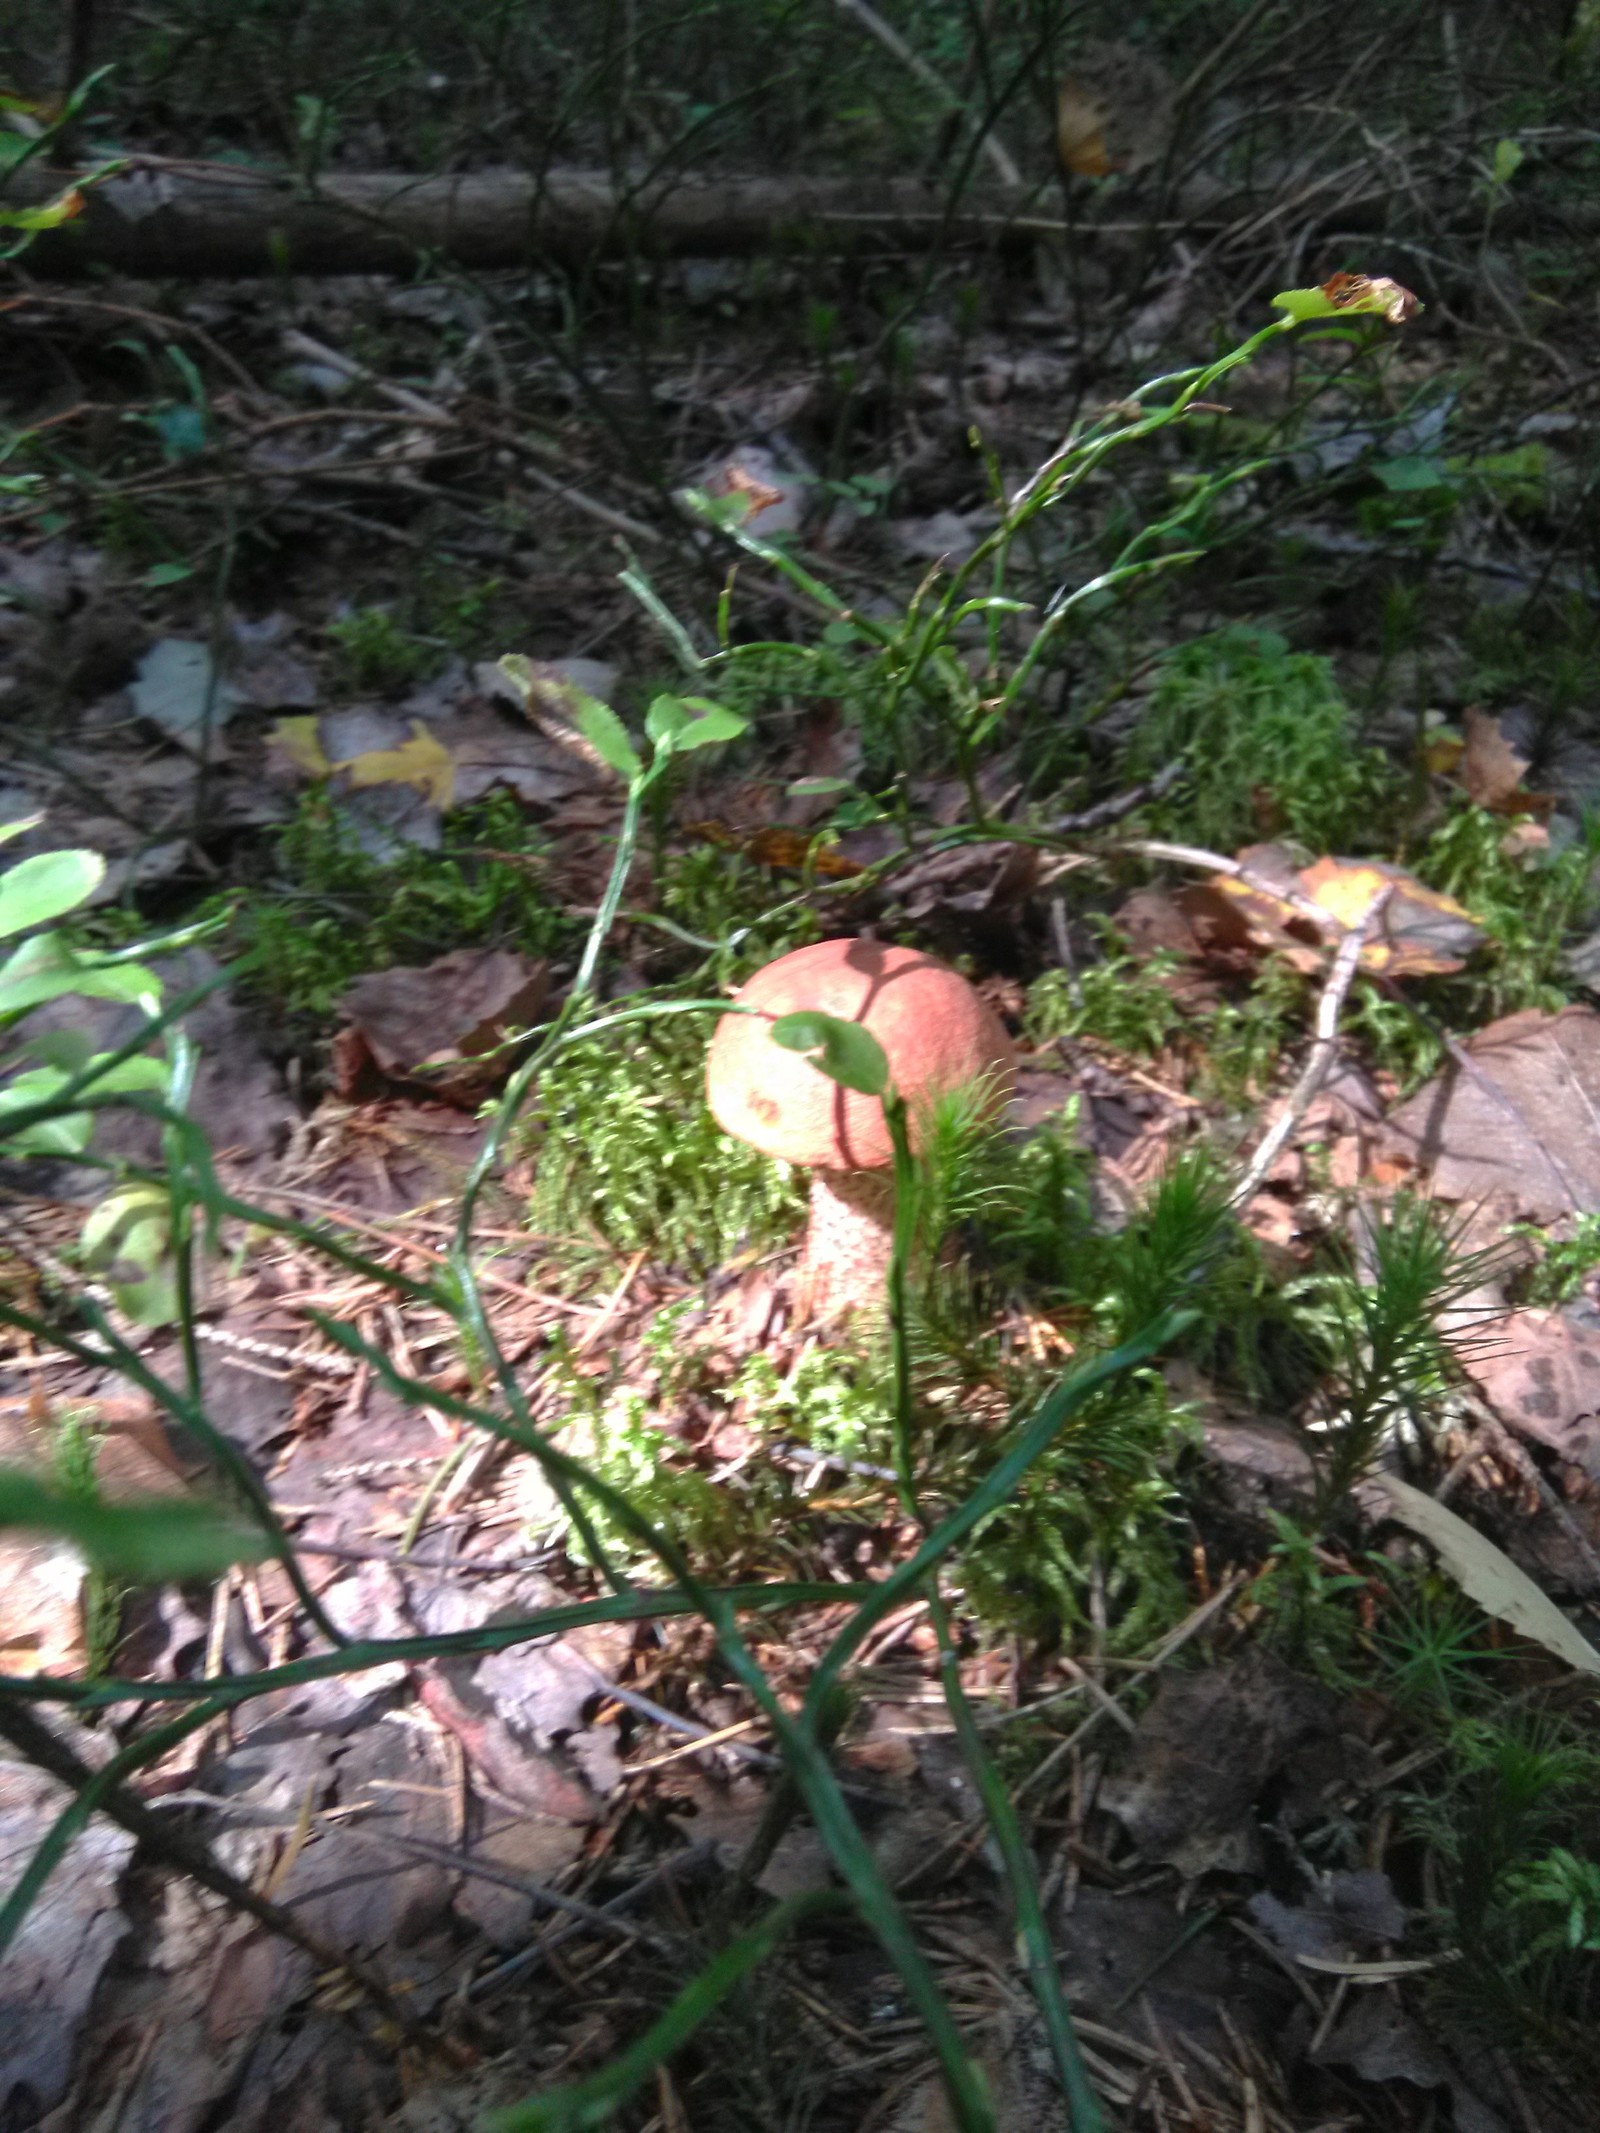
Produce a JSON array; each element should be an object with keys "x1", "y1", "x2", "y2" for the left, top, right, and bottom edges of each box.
[
  {"x1": 0, "y1": 850, "x2": 104, "y2": 940},
  {"x1": 770, "y1": 1011, "x2": 889, "y2": 1097},
  {"x1": 0, "y1": 1468, "x2": 268, "y2": 1581}
]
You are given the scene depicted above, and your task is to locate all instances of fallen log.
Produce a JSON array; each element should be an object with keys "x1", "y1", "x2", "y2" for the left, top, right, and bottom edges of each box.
[
  {"x1": 7, "y1": 154, "x2": 1554, "y2": 287},
  {"x1": 9, "y1": 160, "x2": 1082, "y2": 279}
]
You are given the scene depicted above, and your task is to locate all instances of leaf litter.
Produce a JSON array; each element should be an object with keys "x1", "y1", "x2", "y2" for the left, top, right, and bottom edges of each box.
[{"x1": 7, "y1": 249, "x2": 1600, "y2": 2133}]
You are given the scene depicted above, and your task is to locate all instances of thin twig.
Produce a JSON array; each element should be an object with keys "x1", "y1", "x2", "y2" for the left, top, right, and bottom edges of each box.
[
  {"x1": 1233, "y1": 884, "x2": 1391, "y2": 1205},
  {"x1": 281, "y1": 328, "x2": 662, "y2": 545},
  {"x1": 1119, "y1": 838, "x2": 1336, "y2": 934}
]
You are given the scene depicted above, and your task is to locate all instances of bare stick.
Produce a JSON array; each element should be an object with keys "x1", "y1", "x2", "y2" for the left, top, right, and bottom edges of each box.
[
  {"x1": 1119, "y1": 838, "x2": 1336, "y2": 934},
  {"x1": 1232, "y1": 885, "x2": 1391, "y2": 1206}
]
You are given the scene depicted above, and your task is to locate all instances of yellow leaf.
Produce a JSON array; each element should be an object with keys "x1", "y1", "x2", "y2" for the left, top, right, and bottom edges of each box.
[
  {"x1": 1420, "y1": 729, "x2": 1464, "y2": 777},
  {"x1": 1302, "y1": 859, "x2": 1394, "y2": 932},
  {"x1": 336, "y1": 720, "x2": 455, "y2": 809},
  {"x1": 1056, "y1": 83, "x2": 1114, "y2": 176},
  {"x1": 271, "y1": 715, "x2": 332, "y2": 779}
]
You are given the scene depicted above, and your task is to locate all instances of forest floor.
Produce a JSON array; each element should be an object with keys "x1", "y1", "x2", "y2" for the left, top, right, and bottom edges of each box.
[{"x1": 5, "y1": 163, "x2": 1600, "y2": 2133}]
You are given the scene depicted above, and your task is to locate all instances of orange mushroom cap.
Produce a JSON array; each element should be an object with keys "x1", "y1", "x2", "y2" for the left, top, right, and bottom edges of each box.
[{"x1": 705, "y1": 938, "x2": 1015, "y2": 1171}]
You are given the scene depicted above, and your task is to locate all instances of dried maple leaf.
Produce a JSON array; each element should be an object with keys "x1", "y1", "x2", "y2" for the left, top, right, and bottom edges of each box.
[
  {"x1": 1457, "y1": 706, "x2": 1554, "y2": 819},
  {"x1": 1055, "y1": 82, "x2": 1115, "y2": 176},
  {"x1": 1211, "y1": 849, "x2": 1483, "y2": 977},
  {"x1": 1055, "y1": 41, "x2": 1174, "y2": 177},
  {"x1": 1318, "y1": 271, "x2": 1420, "y2": 323},
  {"x1": 270, "y1": 714, "x2": 332, "y2": 780}
]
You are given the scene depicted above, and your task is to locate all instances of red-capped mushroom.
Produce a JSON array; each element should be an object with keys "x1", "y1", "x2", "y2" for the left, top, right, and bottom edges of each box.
[{"x1": 706, "y1": 937, "x2": 1015, "y2": 1319}]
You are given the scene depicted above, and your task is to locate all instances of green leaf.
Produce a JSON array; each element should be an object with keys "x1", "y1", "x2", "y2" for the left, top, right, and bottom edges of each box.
[
  {"x1": 0, "y1": 815, "x2": 43, "y2": 849},
  {"x1": 1490, "y1": 136, "x2": 1525, "y2": 189},
  {"x1": 1271, "y1": 286, "x2": 1345, "y2": 322},
  {"x1": 1271, "y1": 276, "x2": 1418, "y2": 326},
  {"x1": 0, "y1": 934, "x2": 162, "y2": 1017},
  {"x1": 644, "y1": 694, "x2": 747, "y2": 760},
  {"x1": 0, "y1": 1069, "x2": 94, "y2": 1155},
  {"x1": 0, "y1": 1055, "x2": 166, "y2": 1160},
  {"x1": 569, "y1": 695, "x2": 643, "y2": 784},
  {"x1": 786, "y1": 776, "x2": 855, "y2": 798},
  {"x1": 672, "y1": 706, "x2": 748, "y2": 755},
  {"x1": 1374, "y1": 455, "x2": 1451, "y2": 492},
  {"x1": 0, "y1": 850, "x2": 104, "y2": 940},
  {"x1": 770, "y1": 1011, "x2": 889, "y2": 1097},
  {"x1": 643, "y1": 693, "x2": 689, "y2": 748},
  {"x1": 0, "y1": 184, "x2": 87, "y2": 234},
  {"x1": 24, "y1": 1027, "x2": 97, "y2": 1074},
  {"x1": 1363, "y1": 1471, "x2": 1600, "y2": 1678},
  {"x1": 0, "y1": 1468, "x2": 267, "y2": 1581},
  {"x1": 494, "y1": 653, "x2": 538, "y2": 700},
  {"x1": 81, "y1": 1180, "x2": 171, "y2": 1275}
]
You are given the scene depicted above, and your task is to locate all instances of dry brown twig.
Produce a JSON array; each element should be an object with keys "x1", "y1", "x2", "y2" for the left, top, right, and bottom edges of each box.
[{"x1": 280, "y1": 327, "x2": 662, "y2": 545}]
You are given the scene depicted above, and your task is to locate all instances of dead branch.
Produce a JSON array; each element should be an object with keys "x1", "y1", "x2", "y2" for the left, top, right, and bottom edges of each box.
[{"x1": 1233, "y1": 884, "x2": 1391, "y2": 1206}]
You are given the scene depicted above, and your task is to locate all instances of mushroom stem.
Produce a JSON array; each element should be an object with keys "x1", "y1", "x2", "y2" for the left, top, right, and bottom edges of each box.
[{"x1": 800, "y1": 1167, "x2": 897, "y2": 1323}]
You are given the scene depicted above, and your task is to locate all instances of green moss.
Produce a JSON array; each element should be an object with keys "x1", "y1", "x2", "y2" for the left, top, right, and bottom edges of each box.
[
  {"x1": 1024, "y1": 923, "x2": 1184, "y2": 1057},
  {"x1": 527, "y1": 1010, "x2": 803, "y2": 1273},
  {"x1": 213, "y1": 789, "x2": 565, "y2": 1021},
  {"x1": 1417, "y1": 803, "x2": 1600, "y2": 1020},
  {"x1": 540, "y1": 1304, "x2": 889, "y2": 1576},
  {"x1": 1133, "y1": 625, "x2": 1399, "y2": 853},
  {"x1": 325, "y1": 604, "x2": 442, "y2": 695},
  {"x1": 656, "y1": 845, "x2": 821, "y2": 984}
]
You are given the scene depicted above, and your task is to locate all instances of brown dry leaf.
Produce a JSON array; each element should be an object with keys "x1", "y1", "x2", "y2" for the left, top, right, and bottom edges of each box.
[
  {"x1": 0, "y1": 1533, "x2": 86, "y2": 1674},
  {"x1": 0, "y1": 1761, "x2": 137, "y2": 2121},
  {"x1": 1461, "y1": 1309, "x2": 1600, "y2": 1476},
  {"x1": 1381, "y1": 1006, "x2": 1600, "y2": 1222},
  {"x1": 336, "y1": 947, "x2": 549, "y2": 1101},
  {"x1": 1317, "y1": 271, "x2": 1421, "y2": 324},
  {"x1": 445, "y1": 706, "x2": 589, "y2": 809},
  {"x1": 0, "y1": 1403, "x2": 198, "y2": 1675},
  {"x1": 1310, "y1": 1992, "x2": 1506, "y2": 2131},
  {"x1": 1455, "y1": 705, "x2": 1556, "y2": 820},
  {"x1": 1462, "y1": 706, "x2": 1531, "y2": 810},
  {"x1": 682, "y1": 818, "x2": 865, "y2": 880},
  {"x1": 1115, "y1": 885, "x2": 1207, "y2": 959}
]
